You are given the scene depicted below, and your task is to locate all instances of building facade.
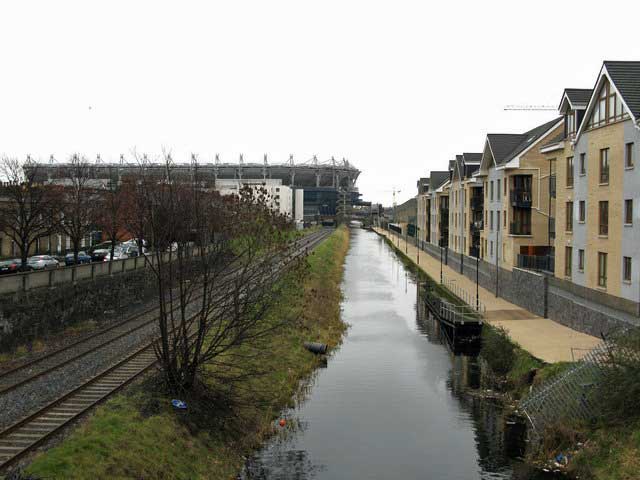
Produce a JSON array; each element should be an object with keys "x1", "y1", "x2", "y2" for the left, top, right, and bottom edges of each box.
[{"x1": 551, "y1": 62, "x2": 640, "y2": 302}]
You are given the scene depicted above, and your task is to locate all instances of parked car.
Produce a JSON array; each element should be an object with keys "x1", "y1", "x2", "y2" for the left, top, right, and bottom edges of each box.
[
  {"x1": 91, "y1": 249, "x2": 111, "y2": 263},
  {"x1": 121, "y1": 245, "x2": 140, "y2": 257},
  {"x1": 64, "y1": 251, "x2": 92, "y2": 266},
  {"x1": 0, "y1": 259, "x2": 31, "y2": 275},
  {"x1": 104, "y1": 248, "x2": 129, "y2": 261},
  {"x1": 27, "y1": 255, "x2": 60, "y2": 270}
]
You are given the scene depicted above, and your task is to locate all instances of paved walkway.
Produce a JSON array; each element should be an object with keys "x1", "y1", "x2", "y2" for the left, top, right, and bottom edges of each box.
[{"x1": 373, "y1": 228, "x2": 600, "y2": 363}]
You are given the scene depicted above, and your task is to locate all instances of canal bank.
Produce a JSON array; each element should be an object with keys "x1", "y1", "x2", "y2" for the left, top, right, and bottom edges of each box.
[
  {"x1": 18, "y1": 228, "x2": 350, "y2": 480},
  {"x1": 241, "y1": 228, "x2": 562, "y2": 480},
  {"x1": 373, "y1": 227, "x2": 600, "y2": 363}
]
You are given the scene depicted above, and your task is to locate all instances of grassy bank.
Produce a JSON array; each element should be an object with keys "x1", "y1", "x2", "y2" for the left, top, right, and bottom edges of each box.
[{"x1": 22, "y1": 227, "x2": 350, "y2": 480}]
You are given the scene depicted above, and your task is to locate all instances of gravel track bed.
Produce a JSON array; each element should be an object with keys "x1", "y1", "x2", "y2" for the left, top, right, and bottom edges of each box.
[
  {"x1": 0, "y1": 299, "x2": 204, "y2": 430},
  {"x1": 0, "y1": 307, "x2": 162, "y2": 391},
  {"x1": 0, "y1": 298, "x2": 155, "y2": 374},
  {"x1": 0, "y1": 230, "x2": 330, "y2": 430}
]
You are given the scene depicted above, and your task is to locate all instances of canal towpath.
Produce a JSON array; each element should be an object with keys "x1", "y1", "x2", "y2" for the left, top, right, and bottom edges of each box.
[{"x1": 373, "y1": 227, "x2": 600, "y2": 363}]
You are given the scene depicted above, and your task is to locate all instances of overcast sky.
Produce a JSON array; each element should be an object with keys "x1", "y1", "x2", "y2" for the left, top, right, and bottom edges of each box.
[{"x1": 1, "y1": 1, "x2": 638, "y2": 205}]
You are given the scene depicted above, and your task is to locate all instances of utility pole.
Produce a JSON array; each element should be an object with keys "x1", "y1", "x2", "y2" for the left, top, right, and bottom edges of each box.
[
  {"x1": 496, "y1": 217, "x2": 500, "y2": 298},
  {"x1": 476, "y1": 254, "x2": 479, "y2": 311}
]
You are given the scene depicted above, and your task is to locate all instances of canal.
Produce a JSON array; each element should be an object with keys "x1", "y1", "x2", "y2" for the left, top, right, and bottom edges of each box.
[{"x1": 242, "y1": 228, "x2": 558, "y2": 479}]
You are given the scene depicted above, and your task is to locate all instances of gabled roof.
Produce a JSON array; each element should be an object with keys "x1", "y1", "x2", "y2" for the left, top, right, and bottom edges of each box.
[
  {"x1": 462, "y1": 152, "x2": 481, "y2": 164},
  {"x1": 560, "y1": 88, "x2": 593, "y2": 110},
  {"x1": 576, "y1": 61, "x2": 640, "y2": 139},
  {"x1": 429, "y1": 171, "x2": 450, "y2": 191},
  {"x1": 487, "y1": 117, "x2": 562, "y2": 166},
  {"x1": 540, "y1": 131, "x2": 565, "y2": 151},
  {"x1": 604, "y1": 61, "x2": 640, "y2": 120}
]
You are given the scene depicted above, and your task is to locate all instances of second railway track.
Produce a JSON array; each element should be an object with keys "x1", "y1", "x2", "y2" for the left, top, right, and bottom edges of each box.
[{"x1": 0, "y1": 227, "x2": 333, "y2": 471}]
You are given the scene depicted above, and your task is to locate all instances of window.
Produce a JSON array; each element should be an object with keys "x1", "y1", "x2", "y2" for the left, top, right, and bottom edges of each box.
[
  {"x1": 626, "y1": 143, "x2": 635, "y2": 169},
  {"x1": 497, "y1": 211, "x2": 500, "y2": 231},
  {"x1": 504, "y1": 179, "x2": 506, "y2": 196},
  {"x1": 623, "y1": 256, "x2": 632, "y2": 283},
  {"x1": 625, "y1": 199, "x2": 633, "y2": 225},
  {"x1": 579, "y1": 153, "x2": 586, "y2": 175},
  {"x1": 490, "y1": 211, "x2": 494, "y2": 230},
  {"x1": 598, "y1": 252, "x2": 607, "y2": 287},
  {"x1": 490, "y1": 181, "x2": 494, "y2": 201},
  {"x1": 503, "y1": 210, "x2": 506, "y2": 228},
  {"x1": 566, "y1": 201, "x2": 573, "y2": 232},
  {"x1": 578, "y1": 249, "x2": 585, "y2": 272},
  {"x1": 566, "y1": 111, "x2": 575, "y2": 136},
  {"x1": 497, "y1": 180, "x2": 501, "y2": 200},
  {"x1": 490, "y1": 241, "x2": 493, "y2": 256},
  {"x1": 599, "y1": 201, "x2": 609, "y2": 235},
  {"x1": 577, "y1": 200, "x2": 585, "y2": 222},
  {"x1": 565, "y1": 247, "x2": 572, "y2": 277},
  {"x1": 599, "y1": 148, "x2": 609, "y2": 184},
  {"x1": 566, "y1": 156, "x2": 574, "y2": 187},
  {"x1": 587, "y1": 80, "x2": 627, "y2": 129}
]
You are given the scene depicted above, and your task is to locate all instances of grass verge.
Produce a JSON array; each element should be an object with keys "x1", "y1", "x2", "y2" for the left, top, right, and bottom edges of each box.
[{"x1": 22, "y1": 227, "x2": 350, "y2": 480}]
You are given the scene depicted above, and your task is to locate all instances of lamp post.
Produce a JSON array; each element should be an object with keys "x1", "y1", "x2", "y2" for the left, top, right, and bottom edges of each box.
[
  {"x1": 476, "y1": 253, "x2": 480, "y2": 311},
  {"x1": 405, "y1": 228, "x2": 408, "y2": 254}
]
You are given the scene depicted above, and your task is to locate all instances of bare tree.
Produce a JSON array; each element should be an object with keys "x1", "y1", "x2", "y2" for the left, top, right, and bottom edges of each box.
[
  {"x1": 95, "y1": 165, "x2": 126, "y2": 272},
  {"x1": 140, "y1": 155, "x2": 300, "y2": 395},
  {"x1": 0, "y1": 157, "x2": 58, "y2": 269},
  {"x1": 56, "y1": 154, "x2": 99, "y2": 264}
]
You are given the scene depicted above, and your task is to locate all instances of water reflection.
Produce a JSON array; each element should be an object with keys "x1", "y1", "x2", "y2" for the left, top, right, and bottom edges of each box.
[{"x1": 241, "y1": 229, "x2": 561, "y2": 480}]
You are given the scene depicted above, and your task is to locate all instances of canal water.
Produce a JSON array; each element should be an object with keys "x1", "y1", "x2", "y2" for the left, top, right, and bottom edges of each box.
[{"x1": 241, "y1": 229, "x2": 559, "y2": 479}]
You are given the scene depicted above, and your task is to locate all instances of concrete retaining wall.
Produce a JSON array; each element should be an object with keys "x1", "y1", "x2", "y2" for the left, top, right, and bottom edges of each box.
[{"x1": 409, "y1": 234, "x2": 636, "y2": 338}]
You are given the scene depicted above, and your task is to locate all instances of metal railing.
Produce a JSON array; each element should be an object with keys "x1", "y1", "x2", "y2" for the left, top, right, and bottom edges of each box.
[
  {"x1": 510, "y1": 189, "x2": 533, "y2": 208},
  {"x1": 441, "y1": 275, "x2": 486, "y2": 314},
  {"x1": 516, "y1": 254, "x2": 554, "y2": 273},
  {"x1": 470, "y1": 196, "x2": 483, "y2": 211},
  {"x1": 509, "y1": 221, "x2": 532, "y2": 236},
  {"x1": 470, "y1": 220, "x2": 483, "y2": 232}
]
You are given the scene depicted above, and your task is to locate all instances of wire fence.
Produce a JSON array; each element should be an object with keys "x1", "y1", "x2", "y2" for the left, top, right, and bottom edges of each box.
[{"x1": 519, "y1": 335, "x2": 639, "y2": 438}]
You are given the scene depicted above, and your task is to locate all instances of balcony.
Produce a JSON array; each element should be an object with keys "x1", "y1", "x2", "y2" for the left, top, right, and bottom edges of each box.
[
  {"x1": 510, "y1": 221, "x2": 531, "y2": 236},
  {"x1": 470, "y1": 196, "x2": 483, "y2": 211},
  {"x1": 470, "y1": 220, "x2": 483, "y2": 232},
  {"x1": 517, "y1": 254, "x2": 554, "y2": 273},
  {"x1": 510, "y1": 189, "x2": 532, "y2": 208}
]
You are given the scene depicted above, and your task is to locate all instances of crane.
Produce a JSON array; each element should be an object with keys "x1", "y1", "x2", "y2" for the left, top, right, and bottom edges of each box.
[{"x1": 503, "y1": 105, "x2": 556, "y2": 111}]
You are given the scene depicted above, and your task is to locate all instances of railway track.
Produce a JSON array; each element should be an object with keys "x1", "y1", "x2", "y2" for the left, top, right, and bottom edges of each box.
[
  {"x1": 0, "y1": 228, "x2": 328, "y2": 396},
  {"x1": 0, "y1": 228, "x2": 333, "y2": 470}
]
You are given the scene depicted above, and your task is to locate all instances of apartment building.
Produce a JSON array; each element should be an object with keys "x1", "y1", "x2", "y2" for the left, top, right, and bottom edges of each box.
[
  {"x1": 548, "y1": 61, "x2": 640, "y2": 302},
  {"x1": 447, "y1": 153, "x2": 482, "y2": 258},
  {"x1": 427, "y1": 171, "x2": 450, "y2": 247},
  {"x1": 474, "y1": 117, "x2": 563, "y2": 269},
  {"x1": 416, "y1": 177, "x2": 430, "y2": 246},
  {"x1": 540, "y1": 88, "x2": 592, "y2": 280}
]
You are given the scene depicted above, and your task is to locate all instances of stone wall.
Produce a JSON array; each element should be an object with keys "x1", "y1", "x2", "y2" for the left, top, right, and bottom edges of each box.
[
  {"x1": 413, "y1": 237, "x2": 636, "y2": 338},
  {"x1": 0, "y1": 268, "x2": 159, "y2": 353}
]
